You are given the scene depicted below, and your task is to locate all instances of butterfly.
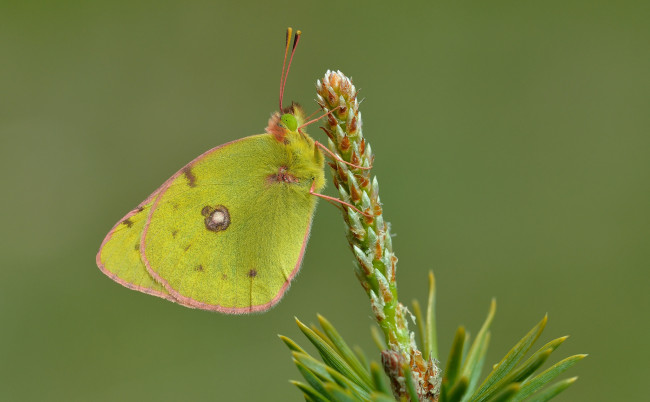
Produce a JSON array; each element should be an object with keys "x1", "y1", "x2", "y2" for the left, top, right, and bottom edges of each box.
[{"x1": 96, "y1": 28, "x2": 342, "y2": 313}]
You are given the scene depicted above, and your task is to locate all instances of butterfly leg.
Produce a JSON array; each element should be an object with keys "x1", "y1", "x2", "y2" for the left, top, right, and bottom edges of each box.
[
  {"x1": 309, "y1": 180, "x2": 373, "y2": 218},
  {"x1": 314, "y1": 140, "x2": 372, "y2": 170},
  {"x1": 297, "y1": 107, "x2": 373, "y2": 170}
]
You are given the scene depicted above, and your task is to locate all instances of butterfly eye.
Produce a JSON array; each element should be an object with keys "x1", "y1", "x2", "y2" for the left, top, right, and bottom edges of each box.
[{"x1": 280, "y1": 113, "x2": 298, "y2": 131}]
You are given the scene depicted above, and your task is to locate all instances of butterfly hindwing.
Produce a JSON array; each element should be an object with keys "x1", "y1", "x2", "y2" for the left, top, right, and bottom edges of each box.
[
  {"x1": 96, "y1": 191, "x2": 172, "y2": 300},
  {"x1": 141, "y1": 134, "x2": 321, "y2": 313}
]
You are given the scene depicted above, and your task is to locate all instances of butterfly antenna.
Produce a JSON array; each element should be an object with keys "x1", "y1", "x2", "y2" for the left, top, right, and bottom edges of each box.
[
  {"x1": 280, "y1": 29, "x2": 301, "y2": 111},
  {"x1": 279, "y1": 28, "x2": 292, "y2": 111},
  {"x1": 298, "y1": 106, "x2": 341, "y2": 129},
  {"x1": 303, "y1": 108, "x2": 322, "y2": 123}
]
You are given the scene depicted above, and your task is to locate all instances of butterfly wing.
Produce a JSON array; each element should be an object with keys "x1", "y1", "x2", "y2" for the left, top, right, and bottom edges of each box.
[
  {"x1": 96, "y1": 191, "x2": 173, "y2": 300},
  {"x1": 141, "y1": 134, "x2": 320, "y2": 313}
]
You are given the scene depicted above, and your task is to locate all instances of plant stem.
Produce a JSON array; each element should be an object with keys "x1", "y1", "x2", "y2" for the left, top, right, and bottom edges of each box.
[{"x1": 316, "y1": 70, "x2": 441, "y2": 401}]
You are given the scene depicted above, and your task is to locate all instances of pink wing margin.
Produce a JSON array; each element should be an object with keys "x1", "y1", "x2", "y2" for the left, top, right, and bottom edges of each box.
[
  {"x1": 95, "y1": 188, "x2": 176, "y2": 301},
  {"x1": 95, "y1": 137, "x2": 249, "y2": 302},
  {"x1": 140, "y1": 135, "x2": 314, "y2": 313}
]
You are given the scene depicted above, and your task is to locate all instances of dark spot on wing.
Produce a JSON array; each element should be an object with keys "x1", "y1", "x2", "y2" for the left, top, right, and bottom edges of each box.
[
  {"x1": 172, "y1": 203, "x2": 179, "y2": 209},
  {"x1": 182, "y1": 166, "x2": 197, "y2": 187},
  {"x1": 184, "y1": 244, "x2": 191, "y2": 251},
  {"x1": 171, "y1": 229, "x2": 178, "y2": 238},
  {"x1": 134, "y1": 242, "x2": 140, "y2": 251},
  {"x1": 136, "y1": 206, "x2": 144, "y2": 213},
  {"x1": 195, "y1": 265, "x2": 204, "y2": 272},
  {"x1": 203, "y1": 205, "x2": 231, "y2": 232},
  {"x1": 221, "y1": 273, "x2": 228, "y2": 280},
  {"x1": 122, "y1": 218, "x2": 134, "y2": 228},
  {"x1": 248, "y1": 269, "x2": 257, "y2": 278}
]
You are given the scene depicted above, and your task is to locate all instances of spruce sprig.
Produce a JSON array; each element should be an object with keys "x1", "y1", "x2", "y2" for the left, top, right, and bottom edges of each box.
[
  {"x1": 313, "y1": 70, "x2": 439, "y2": 399},
  {"x1": 281, "y1": 71, "x2": 585, "y2": 401}
]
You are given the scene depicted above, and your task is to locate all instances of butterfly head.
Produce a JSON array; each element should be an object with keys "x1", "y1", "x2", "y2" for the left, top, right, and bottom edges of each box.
[{"x1": 265, "y1": 102, "x2": 309, "y2": 143}]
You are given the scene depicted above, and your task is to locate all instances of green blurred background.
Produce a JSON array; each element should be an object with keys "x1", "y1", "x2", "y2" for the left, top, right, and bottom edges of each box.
[{"x1": 1, "y1": 1, "x2": 647, "y2": 400}]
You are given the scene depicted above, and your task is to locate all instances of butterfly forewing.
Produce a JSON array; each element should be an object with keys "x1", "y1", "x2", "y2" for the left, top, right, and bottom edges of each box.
[{"x1": 141, "y1": 134, "x2": 319, "y2": 313}]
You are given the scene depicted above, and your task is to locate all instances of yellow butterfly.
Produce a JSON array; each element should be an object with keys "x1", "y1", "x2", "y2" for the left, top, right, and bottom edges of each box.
[{"x1": 97, "y1": 29, "x2": 336, "y2": 313}]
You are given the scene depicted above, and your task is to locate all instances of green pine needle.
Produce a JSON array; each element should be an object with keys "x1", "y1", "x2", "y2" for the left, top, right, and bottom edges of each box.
[
  {"x1": 402, "y1": 364, "x2": 420, "y2": 402},
  {"x1": 412, "y1": 299, "x2": 426, "y2": 355},
  {"x1": 513, "y1": 355, "x2": 586, "y2": 401},
  {"x1": 526, "y1": 377, "x2": 578, "y2": 402},
  {"x1": 443, "y1": 326, "x2": 467, "y2": 391},
  {"x1": 370, "y1": 362, "x2": 391, "y2": 395},
  {"x1": 470, "y1": 314, "x2": 547, "y2": 401},
  {"x1": 369, "y1": 392, "x2": 399, "y2": 402},
  {"x1": 280, "y1": 70, "x2": 585, "y2": 402},
  {"x1": 279, "y1": 335, "x2": 307, "y2": 354},
  {"x1": 425, "y1": 271, "x2": 438, "y2": 359},
  {"x1": 487, "y1": 383, "x2": 520, "y2": 402},
  {"x1": 295, "y1": 360, "x2": 333, "y2": 398},
  {"x1": 295, "y1": 318, "x2": 371, "y2": 391},
  {"x1": 446, "y1": 377, "x2": 469, "y2": 402},
  {"x1": 370, "y1": 326, "x2": 386, "y2": 352},
  {"x1": 291, "y1": 380, "x2": 329, "y2": 402},
  {"x1": 318, "y1": 315, "x2": 373, "y2": 387}
]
